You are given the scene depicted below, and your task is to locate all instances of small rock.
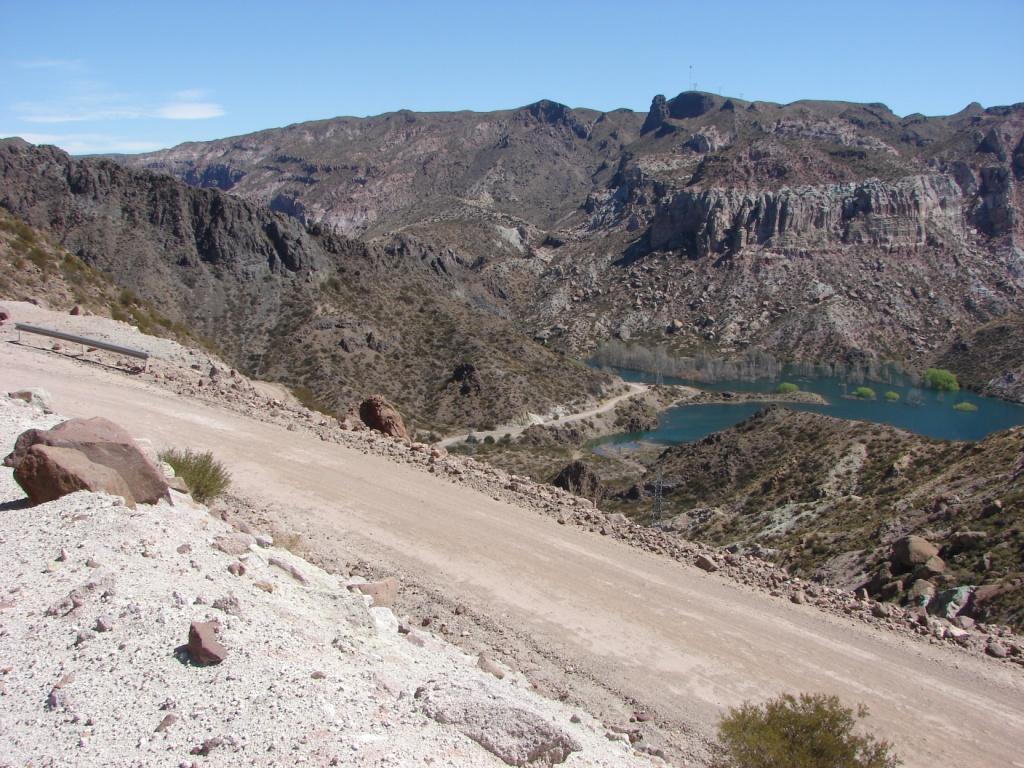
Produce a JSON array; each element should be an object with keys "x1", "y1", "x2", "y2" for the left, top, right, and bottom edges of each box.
[
  {"x1": 186, "y1": 621, "x2": 226, "y2": 665},
  {"x1": 95, "y1": 615, "x2": 113, "y2": 633},
  {"x1": 213, "y1": 533, "x2": 254, "y2": 556},
  {"x1": 311, "y1": 670, "x2": 326, "y2": 680},
  {"x1": 987, "y1": 640, "x2": 1009, "y2": 659},
  {"x1": 227, "y1": 561, "x2": 246, "y2": 577},
  {"x1": 268, "y1": 556, "x2": 307, "y2": 584},
  {"x1": 253, "y1": 580, "x2": 275, "y2": 593},
  {"x1": 255, "y1": 534, "x2": 273, "y2": 548},
  {"x1": 211, "y1": 596, "x2": 243, "y2": 617},
  {"x1": 155, "y1": 713, "x2": 178, "y2": 733},
  {"x1": 190, "y1": 736, "x2": 224, "y2": 756},
  {"x1": 75, "y1": 630, "x2": 96, "y2": 646},
  {"x1": 477, "y1": 652, "x2": 505, "y2": 680},
  {"x1": 694, "y1": 554, "x2": 718, "y2": 572}
]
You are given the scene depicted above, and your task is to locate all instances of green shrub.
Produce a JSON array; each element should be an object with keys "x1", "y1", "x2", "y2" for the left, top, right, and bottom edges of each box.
[
  {"x1": 853, "y1": 386, "x2": 877, "y2": 399},
  {"x1": 717, "y1": 692, "x2": 900, "y2": 768},
  {"x1": 776, "y1": 382, "x2": 799, "y2": 394},
  {"x1": 483, "y1": 435, "x2": 495, "y2": 444},
  {"x1": 953, "y1": 401, "x2": 978, "y2": 412},
  {"x1": 884, "y1": 391, "x2": 900, "y2": 402},
  {"x1": 159, "y1": 448, "x2": 231, "y2": 504},
  {"x1": 924, "y1": 368, "x2": 959, "y2": 392}
]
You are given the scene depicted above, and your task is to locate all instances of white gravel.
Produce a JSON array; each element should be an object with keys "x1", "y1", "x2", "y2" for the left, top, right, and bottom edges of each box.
[{"x1": 0, "y1": 396, "x2": 655, "y2": 767}]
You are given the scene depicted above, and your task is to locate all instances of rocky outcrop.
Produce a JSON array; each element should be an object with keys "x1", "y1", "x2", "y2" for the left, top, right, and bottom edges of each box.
[
  {"x1": 646, "y1": 175, "x2": 966, "y2": 256},
  {"x1": 415, "y1": 677, "x2": 581, "y2": 765},
  {"x1": 358, "y1": 395, "x2": 410, "y2": 441},
  {"x1": 451, "y1": 362, "x2": 483, "y2": 396},
  {"x1": 4, "y1": 417, "x2": 169, "y2": 506},
  {"x1": 551, "y1": 460, "x2": 604, "y2": 502},
  {"x1": 640, "y1": 95, "x2": 671, "y2": 135}
]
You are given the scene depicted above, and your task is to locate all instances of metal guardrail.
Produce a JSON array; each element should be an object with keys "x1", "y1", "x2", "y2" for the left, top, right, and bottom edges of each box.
[{"x1": 14, "y1": 323, "x2": 150, "y2": 361}]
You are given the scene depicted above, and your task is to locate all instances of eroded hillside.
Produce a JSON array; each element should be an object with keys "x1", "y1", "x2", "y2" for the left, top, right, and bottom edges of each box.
[
  {"x1": 0, "y1": 139, "x2": 609, "y2": 433},
  {"x1": 605, "y1": 406, "x2": 1024, "y2": 627}
]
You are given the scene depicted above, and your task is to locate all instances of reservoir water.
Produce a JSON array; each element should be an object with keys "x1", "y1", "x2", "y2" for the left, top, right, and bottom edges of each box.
[{"x1": 599, "y1": 368, "x2": 1024, "y2": 447}]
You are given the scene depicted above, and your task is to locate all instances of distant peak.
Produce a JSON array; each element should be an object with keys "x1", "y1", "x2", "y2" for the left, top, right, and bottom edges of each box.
[
  {"x1": 521, "y1": 100, "x2": 589, "y2": 139},
  {"x1": 641, "y1": 91, "x2": 725, "y2": 134}
]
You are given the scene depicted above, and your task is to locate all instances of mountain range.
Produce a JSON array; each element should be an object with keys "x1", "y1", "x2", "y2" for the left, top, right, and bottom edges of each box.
[{"x1": 3, "y1": 89, "x2": 1024, "y2": 429}]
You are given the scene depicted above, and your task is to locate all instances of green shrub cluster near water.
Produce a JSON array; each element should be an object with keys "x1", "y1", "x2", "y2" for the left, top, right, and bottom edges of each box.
[
  {"x1": 776, "y1": 382, "x2": 799, "y2": 394},
  {"x1": 852, "y1": 386, "x2": 877, "y2": 399},
  {"x1": 924, "y1": 368, "x2": 959, "y2": 392},
  {"x1": 884, "y1": 391, "x2": 900, "y2": 402},
  {"x1": 953, "y1": 401, "x2": 979, "y2": 412}
]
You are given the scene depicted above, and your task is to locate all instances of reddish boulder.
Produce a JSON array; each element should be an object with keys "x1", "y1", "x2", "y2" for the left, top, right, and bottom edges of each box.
[
  {"x1": 13, "y1": 444, "x2": 136, "y2": 506},
  {"x1": 358, "y1": 395, "x2": 409, "y2": 440},
  {"x1": 187, "y1": 620, "x2": 226, "y2": 665},
  {"x1": 0, "y1": 305, "x2": 9, "y2": 323},
  {"x1": 4, "y1": 417, "x2": 169, "y2": 505}
]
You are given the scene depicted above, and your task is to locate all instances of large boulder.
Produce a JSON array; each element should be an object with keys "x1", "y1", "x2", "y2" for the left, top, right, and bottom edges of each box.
[
  {"x1": 4, "y1": 417, "x2": 170, "y2": 506},
  {"x1": 13, "y1": 444, "x2": 136, "y2": 506},
  {"x1": 358, "y1": 395, "x2": 409, "y2": 441},
  {"x1": 890, "y1": 535, "x2": 940, "y2": 571},
  {"x1": 416, "y1": 677, "x2": 580, "y2": 765}
]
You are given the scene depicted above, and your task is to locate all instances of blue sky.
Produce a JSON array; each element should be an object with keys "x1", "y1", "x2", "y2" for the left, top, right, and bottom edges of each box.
[{"x1": 3, "y1": 0, "x2": 1022, "y2": 154}]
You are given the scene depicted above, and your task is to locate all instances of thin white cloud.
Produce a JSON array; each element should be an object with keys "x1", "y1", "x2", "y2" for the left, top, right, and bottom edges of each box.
[
  {"x1": 12, "y1": 86, "x2": 225, "y2": 123},
  {"x1": 15, "y1": 103, "x2": 147, "y2": 123},
  {"x1": 156, "y1": 101, "x2": 225, "y2": 120},
  {"x1": 16, "y1": 58, "x2": 85, "y2": 71},
  {"x1": 3, "y1": 131, "x2": 164, "y2": 155}
]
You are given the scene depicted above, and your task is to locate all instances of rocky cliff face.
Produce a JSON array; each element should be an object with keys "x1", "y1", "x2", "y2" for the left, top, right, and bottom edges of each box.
[
  {"x1": 645, "y1": 174, "x2": 967, "y2": 255},
  {"x1": 0, "y1": 139, "x2": 610, "y2": 432}
]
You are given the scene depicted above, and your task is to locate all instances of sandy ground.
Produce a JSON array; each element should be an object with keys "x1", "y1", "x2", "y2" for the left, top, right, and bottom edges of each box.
[
  {"x1": 3, "y1": 340, "x2": 1024, "y2": 767},
  {"x1": 0, "y1": 397, "x2": 653, "y2": 768},
  {"x1": 439, "y1": 383, "x2": 650, "y2": 447}
]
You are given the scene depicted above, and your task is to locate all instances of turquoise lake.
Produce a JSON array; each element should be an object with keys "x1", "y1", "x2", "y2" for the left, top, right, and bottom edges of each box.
[{"x1": 598, "y1": 368, "x2": 1024, "y2": 447}]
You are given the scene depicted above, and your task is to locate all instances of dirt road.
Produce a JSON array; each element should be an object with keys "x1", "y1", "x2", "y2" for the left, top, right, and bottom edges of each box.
[
  {"x1": 439, "y1": 382, "x2": 650, "y2": 446},
  {"x1": 3, "y1": 342, "x2": 1022, "y2": 768}
]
